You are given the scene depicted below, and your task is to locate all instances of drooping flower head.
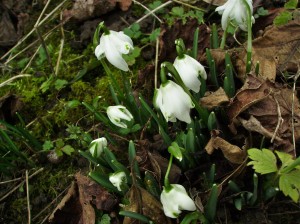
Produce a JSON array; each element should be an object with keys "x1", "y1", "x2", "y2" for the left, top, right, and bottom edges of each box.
[
  {"x1": 160, "y1": 184, "x2": 196, "y2": 218},
  {"x1": 215, "y1": 0, "x2": 254, "y2": 31},
  {"x1": 95, "y1": 30, "x2": 133, "y2": 71},
  {"x1": 89, "y1": 137, "x2": 107, "y2": 158},
  {"x1": 173, "y1": 54, "x2": 207, "y2": 93},
  {"x1": 109, "y1": 171, "x2": 127, "y2": 191},
  {"x1": 154, "y1": 80, "x2": 194, "y2": 124},
  {"x1": 107, "y1": 105, "x2": 134, "y2": 129}
]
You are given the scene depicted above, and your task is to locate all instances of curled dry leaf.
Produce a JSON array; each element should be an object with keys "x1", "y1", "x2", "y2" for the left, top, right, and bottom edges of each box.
[
  {"x1": 200, "y1": 87, "x2": 230, "y2": 110},
  {"x1": 64, "y1": 0, "x2": 132, "y2": 21},
  {"x1": 123, "y1": 186, "x2": 171, "y2": 224},
  {"x1": 228, "y1": 75, "x2": 300, "y2": 154},
  {"x1": 49, "y1": 172, "x2": 118, "y2": 224},
  {"x1": 205, "y1": 136, "x2": 246, "y2": 164},
  {"x1": 236, "y1": 20, "x2": 300, "y2": 81}
]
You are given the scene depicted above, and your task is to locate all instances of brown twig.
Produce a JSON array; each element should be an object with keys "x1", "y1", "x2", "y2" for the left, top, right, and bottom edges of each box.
[
  {"x1": 0, "y1": 168, "x2": 44, "y2": 203},
  {"x1": 26, "y1": 170, "x2": 31, "y2": 224},
  {"x1": 292, "y1": 66, "x2": 300, "y2": 157},
  {"x1": 271, "y1": 97, "x2": 283, "y2": 143}
]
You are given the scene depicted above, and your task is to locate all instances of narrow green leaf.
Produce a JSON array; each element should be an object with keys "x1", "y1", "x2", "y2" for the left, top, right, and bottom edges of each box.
[
  {"x1": 204, "y1": 184, "x2": 218, "y2": 222},
  {"x1": 119, "y1": 211, "x2": 151, "y2": 223},
  {"x1": 89, "y1": 171, "x2": 120, "y2": 193}
]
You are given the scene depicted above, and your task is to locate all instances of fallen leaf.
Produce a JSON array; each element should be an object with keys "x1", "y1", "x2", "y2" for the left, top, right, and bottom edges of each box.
[
  {"x1": 159, "y1": 20, "x2": 210, "y2": 62},
  {"x1": 236, "y1": 20, "x2": 300, "y2": 81},
  {"x1": 63, "y1": 0, "x2": 117, "y2": 21},
  {"x1": 200, "y1": 87, "x2": 230, "y2": 110},
  {"x1": 228, "y1": 74, "x2": 300, "y2": 154},
  {"x1": 227, "y1": 74, "x2": 271, "y2": 121},
  {"x1": 49, "y1": 172, "x2": 118, "y2": 224},
  {"x1": 123, "y1": 186, "x2": 171, "y2": 224},
  {"x1": 0, "y1": 11, "x2": 18, "y2": 46},
  {"x1": 205, "y1": 136, "x2": 246, "y2": 164}
]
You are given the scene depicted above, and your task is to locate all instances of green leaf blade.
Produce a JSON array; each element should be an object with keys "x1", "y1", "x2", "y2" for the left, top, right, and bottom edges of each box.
[{"x1": 247, "y1": 148, "x2": 278, "y2": 174}]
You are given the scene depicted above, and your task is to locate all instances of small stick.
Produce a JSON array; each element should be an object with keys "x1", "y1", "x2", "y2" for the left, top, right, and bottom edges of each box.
[
  {"x1": 132, "y1": 0, "x2": 163, "y2": 23},
  {"x1": 292, "y1": 67, "x2": 300, "y2": 157},
  {"x1": 0, "y1": 74, "x2": 31, "y2": 88},
  {"x1": 271, "y1": 98, "x2": 283, "y2": 143},
  {"x1": 35, "y1": 27, "x2": 56, "y2": 76},
  {"x1": 0, "y1": 168, "x2": 44, "y2": 202},
  {"x1": 26, "y1": 170, "x2": 31, "y2": 224},
  {"x1": 135, "y1": 1, "x2": 173, "y2": 24},
  {"x1": 32, "y1": 184, "x2": 70, "y2": 222},
  {"x1": 55, "y1": 12, "x2": 65, "y2": 76}
]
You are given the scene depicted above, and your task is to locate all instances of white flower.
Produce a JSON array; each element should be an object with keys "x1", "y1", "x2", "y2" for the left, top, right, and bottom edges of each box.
[
  {"x1": 173, "y1": 54, "x2": 207, "y2": 93},
  {"x1": 95, "y1": 30, "x2": 133, "y2": 71},
  {"x1": 109, "y1": 171, "x2": 126, "y2": 191},
  {"x1": 154, "y1": 80, "x2": 194, "y2": 124},
  {"x1": 160, "y1": 184, "x2": 196, "y2": 218},
  {"x1": 215, "y1": 0, "x2": 254, "y2": 31},
  {"x1": 107, "y1": 105, "x2": 134, "y2": 128},
  {"x1": 89, "y1": 137, "x2": 107, "y2": 158}
]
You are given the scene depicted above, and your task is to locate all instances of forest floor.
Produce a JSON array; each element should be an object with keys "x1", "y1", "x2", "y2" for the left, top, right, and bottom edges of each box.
[{"x1": 1, "y1": 0, "x2": 300, "y2": 223}]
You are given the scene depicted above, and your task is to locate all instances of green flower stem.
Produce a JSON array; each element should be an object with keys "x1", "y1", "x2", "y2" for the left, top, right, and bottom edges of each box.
[
  {"x1": 162, "y1": 62, "x2": 209, "y2": 124},
  {"x1": 220, "y1": 25, "x2": 229, "y2": 50},
  {"x1": 101, "y1": 59, "x2": 125, "y2": 101},
  {"x1": 243, "y1": 0, "x2": 253, "y2": 73},
  {"x1": 164, "y1": 154, "x2": 173, "y2": 190},
  {"x1": 160, "y1": 66, "x2": 168, "y2": 84}
]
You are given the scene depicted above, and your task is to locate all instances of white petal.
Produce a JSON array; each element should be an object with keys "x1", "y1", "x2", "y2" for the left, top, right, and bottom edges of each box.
[
  {"x1": 104, "y1": 44, "x2": 129, "y2": 71},
  {"x1": 110, "y1": 31, "x2": 133, "y2": 55},
  {"x1": 95, "y1": 36, "x2": 106, "y2": 59},
  {"x1": 163, "y1": 81, "x2": 194, "y2": 123}
]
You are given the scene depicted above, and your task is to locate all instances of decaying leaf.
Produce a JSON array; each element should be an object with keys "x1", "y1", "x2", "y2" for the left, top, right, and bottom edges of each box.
[
  {"x1": 0, "y1": 93, "x2": 22, "y2": 123},
  {"x1": 200, "y1": 87, "x2": 230, "y2": 110},
  {"x1": 205, "y1": 136, "x2": 246, "y2": 164},
  {"x1": 159, "y1": 20, "x2": 210, "y2": 62},
  {"x1": 236, "y1": 20, "x2": 300, "y2": 81},
  {"x1": 228, "y1": 74, "x2": 300, "y2": 154},
  {"x1": 63, "y1": 0, "x2": 132, "y2": 21},
  {"x1": 49, "y1": 172, "x2": 118, "y2": 224},
  {"x1": 123, "y1": 186, "x2": 171, "y2": 224},
  {"x1": 149, "y1": 152, "x2": 181, "y2": 184}
]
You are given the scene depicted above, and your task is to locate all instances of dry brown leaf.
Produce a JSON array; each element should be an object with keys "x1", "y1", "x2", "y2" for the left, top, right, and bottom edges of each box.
[
  {"x1": 200, "y1": 87, "x2": 230, "y2": 110},
  {"x1": 202, "y1": 0, "x2": 226, "y2": 6},
  {"x1": 49, "y1": 173, "x2": 118, "y2": 224},
  {"x1": 149, "y1": 152, "x2": 181, "y2": 184},
  {"x1": 159, "y1": 20, "x2": 210, "y2": 62},
  {"x1": 0, "y1": 11, "x2": 18, "y2": 46},
  {"x1": 205, "y1": 136, "x2": 246, "y2": 164},
  {"x1": 123, "y1": 186, "x2": 171, "y2": 224},
  {"x1": 64, "y1": 0, "x2": 117, "y2": 21},
  {"x1": 228, "y1": 74, "x2": 271, "y2": 121},
  {"x1": 236, "y1": 20, "x2": 300, "y2": 81},
  {"x1": 228, "y1": 75, "x2": 300, "y2": 154}
]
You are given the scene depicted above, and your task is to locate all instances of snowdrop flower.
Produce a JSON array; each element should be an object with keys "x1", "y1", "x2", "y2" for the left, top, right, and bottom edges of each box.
[
  {"x1": 95, "y1": 30, "x2": 133, "y2": 71},
  {"x1": 89, "y1": 137, "x2": 107, "y2": 157},
  {"x1": 160, "y1": 184, "x2": 196, "y2": 218},
  {"x1": 215, "y1": 0, "x2": 254, "y2": 31},
  {"x1": 173, "y1": 54, "x2": 207, "y2": 93},
  {"x1": 109, "y1": 171, "x2": 127, "y2": 191},
  {"x1": 107, "y1": 105, "x2": 134, "y2": 128},
  {"x1": 154, "y1": 80, "x2": 194, "y2": 124}
]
